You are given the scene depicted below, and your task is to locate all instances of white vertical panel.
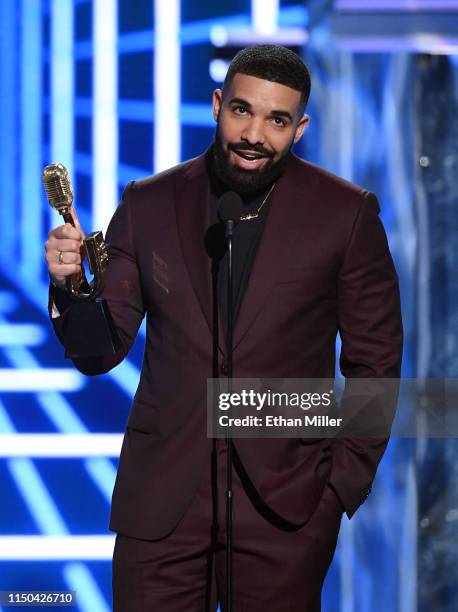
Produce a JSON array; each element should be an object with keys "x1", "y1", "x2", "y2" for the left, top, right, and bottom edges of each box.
[
  {"x1": 93, "y1": 0, "x2": 118, "y2": 234},
  {"x1": 154, "y1": 0, "x2": 181, "y2": 172},
  {"x1": 50, "y1": 0, "x2": 74, "y2": 219},
  {"x1": 339, "y1": 52, "x2": 354, "y2": 182},
  {"x1": 50, "y1": 0, "x2": 74, "y2": 232},
  {"x1": 337, "y1": 53, "x2": 355, "y2": 612},
  {"x1": 252, "y1": 0, "x2": 279, "y2": 35},
  {"x1": 20, "y1": 0, "x2": 42, "y2": 281}
]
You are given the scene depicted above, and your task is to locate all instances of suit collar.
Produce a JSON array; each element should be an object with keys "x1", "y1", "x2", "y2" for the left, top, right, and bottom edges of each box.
[{"x1": 233, "y1": 153, "x2": 307, "y2": 349}]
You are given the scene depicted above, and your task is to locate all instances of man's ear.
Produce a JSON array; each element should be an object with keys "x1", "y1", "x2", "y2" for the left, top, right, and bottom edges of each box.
[
  {"x1": 293, "y1": 114, "x2": 310, "y2": 144},
  {"x1": 213, "y1": 89, "x2": 223, "y2": 122}
]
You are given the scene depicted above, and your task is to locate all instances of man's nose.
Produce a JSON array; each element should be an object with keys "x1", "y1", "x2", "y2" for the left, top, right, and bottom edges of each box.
[{"x1": 241, "y1": 119, "x2": 265, "y2": 146}]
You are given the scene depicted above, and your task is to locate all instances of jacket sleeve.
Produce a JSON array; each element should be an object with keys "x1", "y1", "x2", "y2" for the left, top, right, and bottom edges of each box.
[
  {"x1": 48, "y1": 181, "x2": 145, "y2": 375},
  {"x1": 328, "y1": 191, "x2": 403, "y2": 518}
]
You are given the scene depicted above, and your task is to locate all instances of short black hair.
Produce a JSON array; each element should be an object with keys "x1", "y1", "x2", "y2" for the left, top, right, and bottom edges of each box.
[{"x1": 222, "y1": 44, "x2": 311, "y2": 115}]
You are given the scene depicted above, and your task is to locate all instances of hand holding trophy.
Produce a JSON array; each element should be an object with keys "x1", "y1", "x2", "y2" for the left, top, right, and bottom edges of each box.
[
  {"x1": 43, "y1": 163, "x2": 108, "y2": 298},
  {"x1": 43, "y1": 163, "x2": 120, "y2": 357}
]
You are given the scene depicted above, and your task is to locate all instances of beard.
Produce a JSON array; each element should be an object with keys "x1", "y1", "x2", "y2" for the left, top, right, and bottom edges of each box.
[{"x1": 211, "y1": 123, "x2": 292, "y2": 196}]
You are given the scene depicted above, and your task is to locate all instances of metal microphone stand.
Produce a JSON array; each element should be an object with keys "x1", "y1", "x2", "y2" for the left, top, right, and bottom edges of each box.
[{"x1": 225, "y1": 218, "x2": 234, "y2": 612}]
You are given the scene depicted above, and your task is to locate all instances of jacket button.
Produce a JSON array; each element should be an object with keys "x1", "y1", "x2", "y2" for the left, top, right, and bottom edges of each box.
[{"x1": 221, "y1": 361, "x2": 228, "y2": 376}]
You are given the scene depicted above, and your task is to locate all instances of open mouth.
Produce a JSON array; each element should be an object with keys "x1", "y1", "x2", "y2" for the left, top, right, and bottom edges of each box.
[{"x1": 231, "y1": 149, "x2": 270, "y2": 170}]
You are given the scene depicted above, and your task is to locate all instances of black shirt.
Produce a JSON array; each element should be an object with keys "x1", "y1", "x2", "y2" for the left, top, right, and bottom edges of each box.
[{"x1": 212, "y1": 184, "x2": 274, "y2": 332}]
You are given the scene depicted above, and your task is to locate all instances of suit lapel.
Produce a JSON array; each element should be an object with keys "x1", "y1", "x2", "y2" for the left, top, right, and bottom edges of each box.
[
  {"x1": 233, "y1": 154, "x2": 306, "y2": 351},
  {"x1": 174, "y1": 152, "x2": 214, "y2": 336}
]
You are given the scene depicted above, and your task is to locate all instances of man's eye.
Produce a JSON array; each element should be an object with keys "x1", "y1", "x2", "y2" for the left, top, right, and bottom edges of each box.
[
  {"x1": 234, "y1": 106, "x2": 248, "y2": 114},
  {"x1": 272, "y1": 117, "x2": 286, "y2": 127}
]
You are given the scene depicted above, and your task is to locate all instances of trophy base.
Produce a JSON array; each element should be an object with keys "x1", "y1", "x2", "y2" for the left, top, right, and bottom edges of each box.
[{"x1": 63, "y1": 298, "x2": 121, "y2": 358}]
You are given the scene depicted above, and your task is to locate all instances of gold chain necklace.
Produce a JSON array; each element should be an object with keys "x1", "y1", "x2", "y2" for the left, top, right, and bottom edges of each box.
[{"x1": 239, "y1": 182, "x2": 276, "y2": 222}]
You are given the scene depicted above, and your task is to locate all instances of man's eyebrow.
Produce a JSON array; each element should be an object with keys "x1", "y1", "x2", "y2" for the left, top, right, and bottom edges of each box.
[
  {"x1": 228, "y1": 97, "x2": 293, "y2": 122},
  {"x1": 229, "y1": 97, "x2": 252, "y2": 108},
  {"x1": 270, "y1": 109, "x2": 293, "y2": 122}
]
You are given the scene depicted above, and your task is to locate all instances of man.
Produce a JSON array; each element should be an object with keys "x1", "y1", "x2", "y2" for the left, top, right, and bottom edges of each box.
[{"x1": 45, "y1": 45, "x2": 403, "y2": 611}]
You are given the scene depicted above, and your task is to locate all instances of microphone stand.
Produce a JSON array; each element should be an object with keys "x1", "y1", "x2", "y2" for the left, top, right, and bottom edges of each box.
[
  {"x1": 225, "y1": 218, "x2": 234, "y2": 612},
  {"x1": 215, "y1": 191, "x2": 242, "y2": 612}
]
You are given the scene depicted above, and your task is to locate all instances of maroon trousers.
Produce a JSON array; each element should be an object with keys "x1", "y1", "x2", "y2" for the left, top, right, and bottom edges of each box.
[{"x1": 112, "y1": 439, "x2": 343, "y2": 611}]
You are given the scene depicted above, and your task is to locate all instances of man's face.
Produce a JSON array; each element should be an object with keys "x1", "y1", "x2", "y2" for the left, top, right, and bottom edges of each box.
[{"x1": 212, "y1": 73, "x2": 309, "y2": 194}]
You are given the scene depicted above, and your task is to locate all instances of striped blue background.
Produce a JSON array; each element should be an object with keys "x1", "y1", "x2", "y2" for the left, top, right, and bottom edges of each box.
[{"x1": 2, "y1": 1, "x2": 458, "y2": 610}]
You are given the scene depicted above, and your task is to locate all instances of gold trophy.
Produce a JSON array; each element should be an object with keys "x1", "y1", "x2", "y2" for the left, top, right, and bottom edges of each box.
[
  {"x1": 42, "y1": 163, "x2": 120, "y2": 356},
  {"x1": 42, "y1": 163, "x2": 108, "y2": 299}
]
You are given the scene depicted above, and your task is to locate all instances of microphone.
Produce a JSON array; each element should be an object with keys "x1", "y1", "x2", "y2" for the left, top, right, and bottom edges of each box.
[
  {"x1": 217, "y1": 191, "x2": 243, "y2": 236},
  {"x1": 206, "y1": 192, "x2": 242, "y2": 260},
  {"x1": 42, "y1": 163, "x2": 74, "y2": 222}
]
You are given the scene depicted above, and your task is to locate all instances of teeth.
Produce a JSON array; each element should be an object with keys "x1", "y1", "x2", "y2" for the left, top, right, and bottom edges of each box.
[{"x1": 237, "y1": 152, "x2": 262, "y2": 160}]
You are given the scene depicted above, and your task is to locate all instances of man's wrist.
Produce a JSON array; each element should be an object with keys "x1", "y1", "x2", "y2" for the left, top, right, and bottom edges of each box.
[
  {"x1": 50, "y1": 276, "x2": 66, "y2": 290},
  {"x1": 50, "y1": 268, "x2": 85, "y2": 291}
]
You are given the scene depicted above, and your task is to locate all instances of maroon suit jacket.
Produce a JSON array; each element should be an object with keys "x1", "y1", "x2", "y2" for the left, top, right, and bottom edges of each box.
[{"x1": 50, "y1": 151, "x2": 403, "y2": 539}]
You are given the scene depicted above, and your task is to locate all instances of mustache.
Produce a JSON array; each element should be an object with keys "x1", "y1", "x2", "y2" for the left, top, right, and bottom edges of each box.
[{"x1": 227, "y1": 142, "x2": 274, "y2": 158}]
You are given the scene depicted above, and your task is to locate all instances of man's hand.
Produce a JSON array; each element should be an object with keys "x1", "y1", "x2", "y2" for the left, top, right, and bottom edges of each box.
[{"x1": 45, "y1": 209, "x2": 86, "y2": 289}]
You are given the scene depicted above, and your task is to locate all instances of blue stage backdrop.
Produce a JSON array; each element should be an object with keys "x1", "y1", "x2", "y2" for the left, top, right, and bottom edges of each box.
[{"x1": 0, "y1": 1, "x2": 458, "y2": 611}]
